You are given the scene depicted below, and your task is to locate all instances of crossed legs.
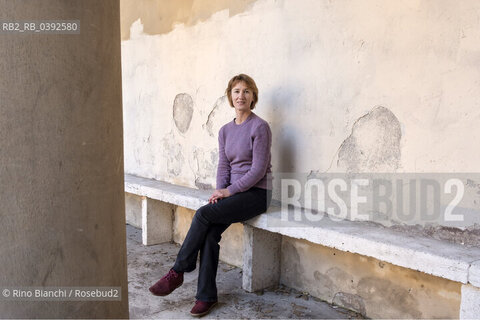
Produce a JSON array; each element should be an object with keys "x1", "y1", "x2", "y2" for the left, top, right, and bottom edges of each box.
[{"x1": 172, "y1": 187, "x2": 270, "y2": 301}]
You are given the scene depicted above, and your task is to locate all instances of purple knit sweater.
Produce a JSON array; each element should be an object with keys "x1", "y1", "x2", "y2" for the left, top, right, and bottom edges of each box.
[{"x1": 216, "y1": 112, "x2": 272, "y2": 195}]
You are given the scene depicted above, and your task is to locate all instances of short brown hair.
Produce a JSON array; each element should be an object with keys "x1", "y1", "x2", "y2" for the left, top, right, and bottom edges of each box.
[{"x1": 225, "y1": 74, "x2": 259, "y2": 110}]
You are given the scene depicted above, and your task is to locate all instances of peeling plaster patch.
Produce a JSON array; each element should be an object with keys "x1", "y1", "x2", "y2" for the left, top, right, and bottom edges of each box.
[
  {"x1": 313, "y1": 270, "x2": 335, "y2": 298},
  {"x1": 129, "y1": 18, "x2": 144, "y2": 39},
  {"x1": 192, "y1": 148, "x2": 217, "y2": 189},
  {"x1": 357, "y1": 277, "x2": 422, "y2": 318},
  {"x1": 173, "y1": 93, "x2": 194, "y2": 134},
  {"x1": 162, "y1": 131, "x2": 184, "y2": 177},
  {"x1": 326, "y1": 267, "x2": 354, "y2": 287},
  {"x1": 337, "y1": 106, "x2": 401, "y2": 173},
  {"x1": 120, "y1": 0, "x2": 259, "y2": 40},
  {"x1": 203, "y1": 96, "x2": 229, "y2": 137},
  {"x1": 332, "y1": 292, "x2": 366, "y2": 315}
]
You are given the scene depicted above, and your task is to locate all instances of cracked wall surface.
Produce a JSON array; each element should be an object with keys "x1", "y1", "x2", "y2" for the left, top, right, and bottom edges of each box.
[
  {"x1": 281, "y1": 236, "x2": 461, "y2": 319},
  {"x1": 203, "y1": 96, "x2": 229, "y2": 137},
  {"x1": 120, "y1": 2, "x2": 480, "y2": 318},
  {"x1": 120, "y1": 0, "x2": 258, "y2": 40},
  {"x1": 336, "y1": 106, "x2": 401, "y2": 173},
  {"x1": 121, "y1": 0, "x2": 480, "y2": 229}
]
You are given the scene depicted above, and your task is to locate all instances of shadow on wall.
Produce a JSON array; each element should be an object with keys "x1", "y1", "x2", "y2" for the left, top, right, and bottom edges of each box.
[
  {"x1": 266, "y1": 97, "x2": 402, "y2": 175},
  {"x1": 163, "y1": 92, "x2": 233, "y2": 189},
  {"x1": 264, "y1": 85, "x2": 305, "y2": 174}
]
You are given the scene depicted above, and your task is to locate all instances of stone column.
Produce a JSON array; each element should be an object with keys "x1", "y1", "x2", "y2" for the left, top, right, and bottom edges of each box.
[{"x1": 0, "y1": 0, "x2": 128, "y2": 318}]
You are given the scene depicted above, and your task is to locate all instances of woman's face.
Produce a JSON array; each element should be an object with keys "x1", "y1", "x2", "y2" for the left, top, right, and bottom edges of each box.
[{"x1": 231, "y1": 81, "x2": 253, "y2": 111}]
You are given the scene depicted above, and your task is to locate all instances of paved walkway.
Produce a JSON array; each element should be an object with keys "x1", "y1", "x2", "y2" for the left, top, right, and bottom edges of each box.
[{"x1": 127, "y1": 225, "x2": 363, "y2": 319}]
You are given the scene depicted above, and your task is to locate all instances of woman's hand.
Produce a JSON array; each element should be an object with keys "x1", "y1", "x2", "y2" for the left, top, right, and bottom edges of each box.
[{"x1": 208, "y1": 188, "x2": 231, "y2": 204}]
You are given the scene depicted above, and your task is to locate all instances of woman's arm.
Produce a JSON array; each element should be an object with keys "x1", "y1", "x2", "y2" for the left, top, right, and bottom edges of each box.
[
  {"x1": 226, "y1": 122, "x2": 272, "y2": 196},
  {"x1": 216, "y1": 127, "x2": 231, "y2": 190},
  {"x1": 210, "y1": 127, "x2": 232, "y2": 203}
]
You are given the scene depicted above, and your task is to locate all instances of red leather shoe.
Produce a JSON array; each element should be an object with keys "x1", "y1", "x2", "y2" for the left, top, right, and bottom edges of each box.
[
  {"x1": 149, "y1": 268, "x2": 184, "y2": 296},
  {"x1": 190, "y1": 300, "x2": 218, "y2": 317}
]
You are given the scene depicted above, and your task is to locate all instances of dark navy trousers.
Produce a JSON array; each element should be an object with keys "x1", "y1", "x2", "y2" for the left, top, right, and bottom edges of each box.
[{"x1": 173, "y1": 187, "x2": 272, "y2": 302}]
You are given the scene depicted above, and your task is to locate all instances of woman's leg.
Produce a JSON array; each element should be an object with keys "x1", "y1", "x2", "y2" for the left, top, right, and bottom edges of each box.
[
  {"x1": 172, "y1": 206, "x2": 212, "y2": 273},
  {"x1": 195, "y1": 223, "x2": 230, "y2": 302},
  {"x1": 173, "y1": 187, "x2": 270, "y2": 274}
]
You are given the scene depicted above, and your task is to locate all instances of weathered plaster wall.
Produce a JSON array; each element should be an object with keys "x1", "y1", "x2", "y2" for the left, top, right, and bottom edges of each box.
[
  {"x1": 281, "y1": 236, "x2": 461, "y2": 318},
  {"x1": 120, "y1": 0, "x2": 258, "y2": 40},
  {"x1": 121, "y1": 2, "x2": 479, "y2": 316},
  {"x1": 173, "y1": 207, "x2": 244, "y2": 268},
  {"x1": 121, "y1": 0, "x2": 480, "y2": 227}
]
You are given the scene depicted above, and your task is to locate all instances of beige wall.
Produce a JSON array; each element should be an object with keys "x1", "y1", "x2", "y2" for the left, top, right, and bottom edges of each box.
[
  {"x1": 126, "y1": 193, "x2": 143, "y2": 228},
  {"x1": 121, "y1": 0, "x2": 480, "y2": 175},
  {"x1": 120, "y1": 1, "x2": 478, "y2": 316},
  {"x1": 281, "y1": 236, "x2": 461, "y2": 318},
  {"x1": 121, "y1": 0, "x2": 480, "y2": 229}
]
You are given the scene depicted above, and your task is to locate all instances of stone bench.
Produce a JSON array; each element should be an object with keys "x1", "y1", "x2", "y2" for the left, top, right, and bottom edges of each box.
[{"x1": 124, "y1": 174, "x2": 480, "y2": 318}]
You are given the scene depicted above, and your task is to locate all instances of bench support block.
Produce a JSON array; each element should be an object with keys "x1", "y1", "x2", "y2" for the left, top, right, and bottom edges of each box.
[
  {"x1": 242, "y1": 225, "x2": 282, "y2": 292},
  {"x1": 460, "y1": 284, "x2": 480, "y2": 319},
  {"x1": 141, "y1": 197, "x2": 174, "y2": 245}
]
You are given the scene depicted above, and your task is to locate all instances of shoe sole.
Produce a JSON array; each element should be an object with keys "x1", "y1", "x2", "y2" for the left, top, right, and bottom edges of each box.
[
  {"x1": 149, "y1": 282, "x2": 183, "y2": 297},
  {"x1": 190, "y1": 301, "x2": 218, "y2": 317}
]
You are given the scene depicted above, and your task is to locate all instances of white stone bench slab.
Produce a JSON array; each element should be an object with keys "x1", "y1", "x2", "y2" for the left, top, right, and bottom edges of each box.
[
  {"x1": 469, "y1": 260, "x2": 480, "y2": 287},
  {"x1": 125, "y1": 174, "x2": 211, "y2": 211},
  {"x1": 125, "y1": 174, "x2": 480, "y2": 284},
  {"x1": 248, "y1": 211, "x2": 480, "y2": 285}
]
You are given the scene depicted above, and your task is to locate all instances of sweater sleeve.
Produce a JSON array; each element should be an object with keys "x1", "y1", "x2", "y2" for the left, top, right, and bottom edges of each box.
[
  {"x1": 227, "y1": 122, "x2": 272, "y2": 195},
  {"x1": 216, "y1": 127, "x2": 231, "y2": 189}
]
